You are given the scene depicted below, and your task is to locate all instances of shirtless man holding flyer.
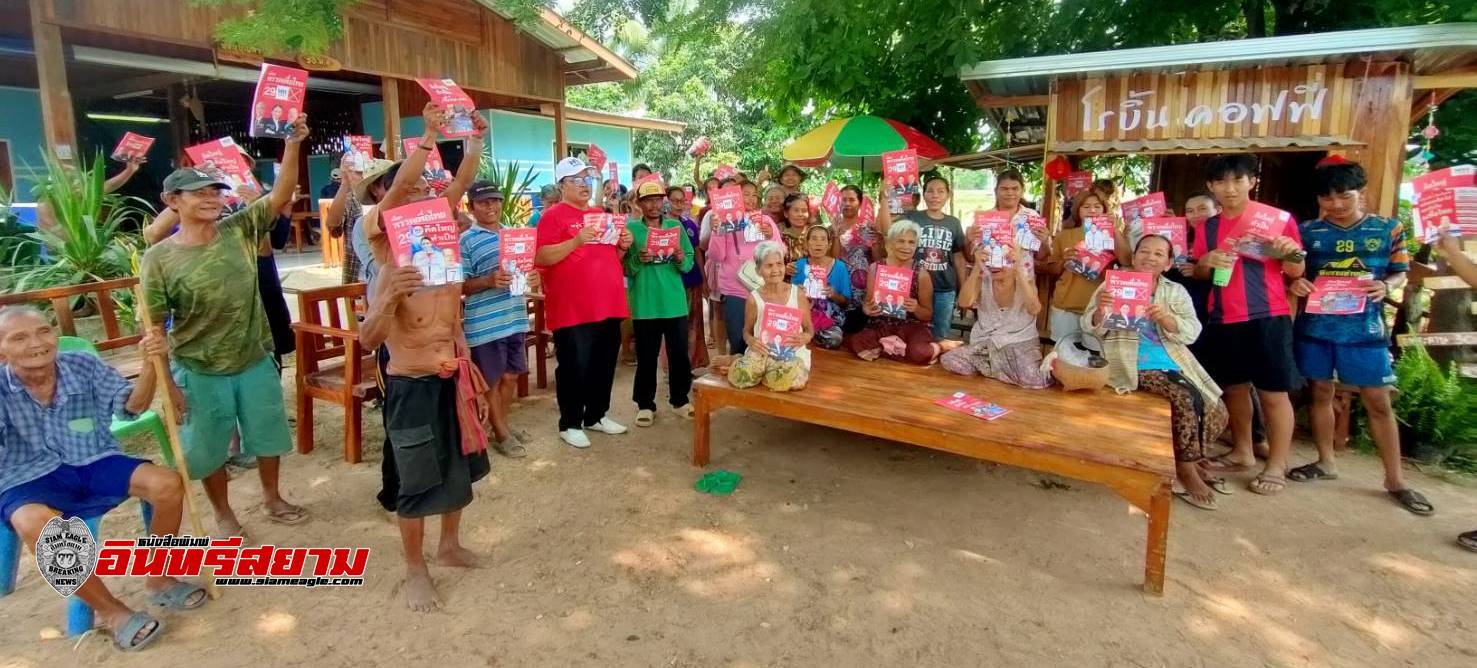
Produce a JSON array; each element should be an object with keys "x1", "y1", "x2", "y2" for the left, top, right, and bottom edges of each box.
[{"x1": 361, "y1": 103, "x2": 491, "y2": 611}]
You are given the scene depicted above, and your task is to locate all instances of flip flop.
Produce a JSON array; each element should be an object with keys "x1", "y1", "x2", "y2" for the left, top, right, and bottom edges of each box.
[
  {"x1": 1457, "y1": 530, "x2": 1477, "y2": 553},
  {"x1": 1389, "y1": 489, "x2": 1435, "y2": 516},
  {"x1": 112, "y1": 611, "x2": 164, "y2": 652},
  {"x1": 1173, "y1": 490, "x2": 1219, "y2": 511},
  {"x1": 264, "y1": 503, "x2": 310, "y2": 526},
  {"x1": 1202, "y1": 455, "x2": 1253, "y2": 473},
  {"x1": 149, "y1": 581, "x2": 207, "y2": 611},
  {"x1": 1205, "y1": 477, "x2": 1234, "y2": 496},
  {"x1": 492, "y1": 440, "x2": 527, "y2": 458},
  {"x1": 1248, "y1": 473, "x2": 1287, "y2": 496},
  {"x1": 1288, "y1": 462, "x2": 1339, "y2": 482}
]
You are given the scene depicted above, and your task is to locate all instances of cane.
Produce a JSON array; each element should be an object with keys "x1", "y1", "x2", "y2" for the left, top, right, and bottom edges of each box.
[{"x1": 132, "y1": 283, "x2": 220, "y2": 600}]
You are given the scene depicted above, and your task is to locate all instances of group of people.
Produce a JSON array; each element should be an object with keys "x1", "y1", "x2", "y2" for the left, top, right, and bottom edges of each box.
[{"x1": 3, "y1": 99, "x2": 1475, "y2": 652}]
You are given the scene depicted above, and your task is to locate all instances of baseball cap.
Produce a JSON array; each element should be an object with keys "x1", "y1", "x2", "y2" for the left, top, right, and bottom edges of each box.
[
  {"x1": 554, "y1": 157, "x2": 591, "y2": 181},
  {"x1": 635, "y1": 181, "x2": 665, "y2": 199},
  {"x1": 163, "y1": 168, "x2": 230, "y2": 193},
  {"x1": 467, "y1": 182, "x2": 503, "y2": 202}
]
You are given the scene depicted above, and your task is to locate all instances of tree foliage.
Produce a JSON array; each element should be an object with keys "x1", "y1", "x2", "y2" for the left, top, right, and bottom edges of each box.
[{"x1": 192, "y1": 0, "x2": 357, "y2": 56}]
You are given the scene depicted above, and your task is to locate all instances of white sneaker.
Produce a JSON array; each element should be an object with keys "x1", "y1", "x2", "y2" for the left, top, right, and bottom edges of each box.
[
  {"x1": 635, "y1": 409, "x2": 655, "y2": 427},
  {"x1": 587, "y1": 417, "x2": 628, "y2": 435},
  {"x1": 559, "y1": 429, "x2": 591, "y2": 449}
]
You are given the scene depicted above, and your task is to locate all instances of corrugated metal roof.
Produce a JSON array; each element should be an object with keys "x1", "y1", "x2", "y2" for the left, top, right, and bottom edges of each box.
[
  {"x1": 1051, "y1": 136, "x2": 1365, "y2": 155},
  {"x1": 476, "y1": 4, "x2": 639, "y2": 85},
  {"x1": 961, "y1": 23, "x2": 1477, "y2": 97},
  {"x1": 933, "y1": 144, "x2": 1046, "y2": 170}
]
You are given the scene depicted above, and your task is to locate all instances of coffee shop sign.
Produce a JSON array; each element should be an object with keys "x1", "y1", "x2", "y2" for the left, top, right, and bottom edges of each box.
[{"x1": 1080, "y1": 83, "x2": 1328, "y2": 133}]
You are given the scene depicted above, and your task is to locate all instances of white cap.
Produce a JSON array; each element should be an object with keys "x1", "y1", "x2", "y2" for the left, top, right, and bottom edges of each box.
[{"x1": 554, "y1": 157, "x2": 591, "y2": 181}]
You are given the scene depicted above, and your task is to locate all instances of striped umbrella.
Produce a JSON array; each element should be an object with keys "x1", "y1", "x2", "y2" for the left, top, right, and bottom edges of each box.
[{"x1": 782, "y1": 115, "x2": 950, "y2": 171}]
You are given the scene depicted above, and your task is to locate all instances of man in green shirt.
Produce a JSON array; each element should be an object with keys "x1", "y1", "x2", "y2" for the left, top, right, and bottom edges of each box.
[
  {"x1": 140, "y1": 117, "x2": 311, "y2": 536},
  {"x1": 623, "y1": 180, "x2": 695, "y2": 427}
]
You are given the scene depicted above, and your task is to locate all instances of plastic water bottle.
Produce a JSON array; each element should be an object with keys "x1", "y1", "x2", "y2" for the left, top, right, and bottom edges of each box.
[{"x1": 1212, "y1": 263, "x2": 1234, "y2": 287}]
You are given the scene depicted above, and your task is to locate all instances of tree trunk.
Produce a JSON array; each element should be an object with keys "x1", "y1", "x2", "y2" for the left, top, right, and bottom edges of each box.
[{"x1": 1243, "y1": 0, "x2": 1266, "y2": 37}]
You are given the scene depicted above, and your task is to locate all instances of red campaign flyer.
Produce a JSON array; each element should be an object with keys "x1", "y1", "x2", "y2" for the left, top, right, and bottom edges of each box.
[
  {"x1": 873, "y1": 264, "x2": 913, "y2": 319},
  {"x1": 759, "y1": 304, "x2": 805, "y2": 361},
  {"x1": 1141, "y1": 217, "x2": 1188, "y2": 260},
  {"x1": 248, "y1": 63, "x2": 307, "y2": 139},
  {"x1": 1120, "y1": 192, "x2": 1167, "y2": 222},
  {"x1": 882, "y1": 148, "x2": 920, "y2": 213},
  {"x1": 973, "y1": 210, "x2": 1014, "y2": 268},
  {"x1": 743, "y1": 211, "x2": 772, "y2": 242},
  {"x1": 1415, "y1": 186, "x2": 1477, "y2": 239},
  {"x1": 858, "y1": 195, "x2": 877, "y2": 228},
  {"x1": 1306, "y1": 275, "x2": 1369, "y2": 315},
  {"x1": 383, "y1": 198, "x2": 463, "y2": 286},
  {"x1": 586, "y1": 144, "x2": 607, "y2": 171},
  {"x1": 1411, "y1": 164, "x2": 1476, "y2": 196},
  {"x1": 415, "y1": 78, "x2": 478, "y2": 138},
  {"x1": 1083, "y1": 215, "x2": 1115, "y2": 252},
  {"x1": 819, "y1": 181, "x2": 842, "y2": 221},
  {"x1": 607, "y1": 161, "x2": 620, "y2": 188},
  {"x1": 110, "y1": 132, "x2": 154, "y2": 163},
  {"x1": 344, "y1": 135, "x2": 374, "y2": 171},
  {"x1": 646, "y1": 226, "x2": 681, "y2": 262},
  {"x1": 713, "y1": 164, "x2": 736, "y2": 181},
  {"x1": 1231, "y1": 201, "x2": 1293, "y2": 259},
  {"x1": 935, "y1": 392, "x2": 1010, "y2": 421},
  {"x1": 710, "y1": 185, "x2": 746, "y2": 235},
  {"x1": 1102, "y1": 270, "x2": 1153, "y2": 331},
  {"x1": 184, "y1": 137, "x2": 259, "y2": 195},
  {"x1": 1065, "y1": 171, "x2": 1093, "y2": 199},
  {"x1": 804, "y1": 262, "x2": 828, "y2": 299},
  {"x1": 498, "y1": 227, "x2": 537, "y2": 296},
  {"x1": 590, "y1": 212, "x2": 625, "y2": 245},
  {"x1": 402, "y1": 137, "x2": 447, "y2": 180}
]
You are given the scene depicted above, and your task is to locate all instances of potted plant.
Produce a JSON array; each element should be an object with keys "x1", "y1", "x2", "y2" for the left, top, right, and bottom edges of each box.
[
  {"x1": 477, "y1": 159, "x2": 540, "y2": 227},
  {"x1": 1384, "y1": 340, "x2": 1477, "y2": 466}
]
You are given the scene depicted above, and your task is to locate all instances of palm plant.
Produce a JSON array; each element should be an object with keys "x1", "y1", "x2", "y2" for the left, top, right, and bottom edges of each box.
[
  {"x1": 8, "y1": 150, "x2": 151, "y2": 292},
  {"x1": 0, "y1": 183, "x2": 43, "y2": 279},
  {"x1": 477, "y1": 160, "x2": 540, "y2": 226}
]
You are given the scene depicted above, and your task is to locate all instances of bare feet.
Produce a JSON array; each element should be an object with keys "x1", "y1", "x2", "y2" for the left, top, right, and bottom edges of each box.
[
  {"x1": 215, "y1": 513, "x2": 245, "y2": 538},
  {"x1": 435, "y1": 545, "x2": 483, "y2": 569},
  {"x1": 404, "y1": 567, "x2": 442, "y2": 612}
]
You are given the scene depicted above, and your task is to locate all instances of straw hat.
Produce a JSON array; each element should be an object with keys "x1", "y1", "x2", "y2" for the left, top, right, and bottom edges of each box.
[{"x1": 352, "y1": 159, "x2": 398, "y2": 204}]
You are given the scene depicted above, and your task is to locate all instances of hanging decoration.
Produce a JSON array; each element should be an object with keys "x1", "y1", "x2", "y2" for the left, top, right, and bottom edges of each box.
[
  {"x1": 1409, "y1": 93, "x2": 1440, "y2": 166},
  {"x1": 1044, "y1": 155, "x2": 1071, "y2": 181}
]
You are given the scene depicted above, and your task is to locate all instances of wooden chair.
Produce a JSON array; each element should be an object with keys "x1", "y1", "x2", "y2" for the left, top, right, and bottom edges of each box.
[
  {"x1": 518, "y1": 295, "x2": 550, "y2": 397},
  {"x1": 318, "y1": 198, "x2": 344, "y2": 268},
  {"x1": 292, "y1": 283, "x2": 379, "y2": 464},
  {"x1": 0, "y1": 277, "x2": 144, "y2": 378}
]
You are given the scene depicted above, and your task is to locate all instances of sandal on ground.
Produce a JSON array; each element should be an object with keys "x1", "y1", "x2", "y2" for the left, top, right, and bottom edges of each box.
[
  {"x1": 1202, "y1": 455, "x2": 1253, "y2": 473},
  {"x1": 1248, "y1": 473, "x2": 1287, "y2": 496},
  {"x1": 1389, "y1": 488, "x2": 1435, "y2": 516},
  {"x1": 1173, "y1": 490, "x2": 1219, "y2": 511},
  {"x1": 1288, "y1": 462, "x2": 1339, "y2": 482},
  {"x1": 635, "y1": 409, "x2": 655, "y2": 427},
  {"x1": 112, "y1": 611, "x2": 165, "y2": 652},
  {"x1": 673, "y1": 404, "x2": 695, "y2": 419},
  {"x1": 1205, "y1": 477, "x2": 1234, "y2": 496},
  {"x1": 264, "y1": 503, "x2": 310, "y2": 526},
  {"x1": 1457, "y1": 530, "x2": 1477, "y2": 553},
  {"x1": 492, "y1": 439, "x2": 527, "y2": 458},
  {"x1": 150, "y1": 581, "x2": 207, "y2": 611}
]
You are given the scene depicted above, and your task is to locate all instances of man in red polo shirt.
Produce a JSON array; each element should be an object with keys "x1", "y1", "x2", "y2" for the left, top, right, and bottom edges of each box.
[
  {"x1": 536, "y1": 157, "x2": 635, "y2": 448},
  {"x1": 1192, "y1": 154, "x2": 1306, "y2": 496}
]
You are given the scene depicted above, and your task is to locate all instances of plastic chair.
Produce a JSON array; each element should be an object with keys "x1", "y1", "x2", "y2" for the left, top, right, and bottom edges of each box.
[
  {"x1": 57, "y1": 337, "x2": 171, "y2": 462},
  {"x1": 0, "y1": 504, "x2": 154, "y2": 636}
]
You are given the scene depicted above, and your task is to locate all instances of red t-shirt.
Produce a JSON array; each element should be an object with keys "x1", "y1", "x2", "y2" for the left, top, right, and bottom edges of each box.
[
  {"x1": 1190, "y1": 209, "x2": 1301, "y2": 325},
  {"x1": 535, "y1": 202, "x2": 630, "y2": 330}
]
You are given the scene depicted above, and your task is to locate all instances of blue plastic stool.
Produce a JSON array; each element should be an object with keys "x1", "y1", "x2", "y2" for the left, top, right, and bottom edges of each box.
[{"x1": 0, "y1": 500, "x2": 154, "y2": 636}]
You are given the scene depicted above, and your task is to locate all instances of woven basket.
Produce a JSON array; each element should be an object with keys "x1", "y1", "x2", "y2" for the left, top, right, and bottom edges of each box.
[{"x1": 1052, "y1": 357, "x2": 1109, "y2": 392}]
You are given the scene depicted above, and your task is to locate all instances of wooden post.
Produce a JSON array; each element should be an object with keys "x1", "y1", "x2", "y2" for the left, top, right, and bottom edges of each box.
[
  {"x1": 381, "y1": 77, "x2": 401, "y2": 160},
  {"x1": 553, "y1": 101, "x2": 568, "y2": 161},
  {"x1": 29, "y1": 0, "x2": 77, "y2": 160},
  {"x1": 166, "y1": 83, "x2": 191, "y2": 166}
]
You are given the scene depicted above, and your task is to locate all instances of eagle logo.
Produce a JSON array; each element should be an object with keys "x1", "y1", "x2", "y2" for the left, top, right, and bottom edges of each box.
[{"x1": 35, "y1": 516, "x2": 99, "y2": 597}]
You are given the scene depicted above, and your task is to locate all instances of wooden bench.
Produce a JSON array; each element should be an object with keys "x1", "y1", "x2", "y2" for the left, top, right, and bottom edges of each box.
[
  {"x1": 0, "y1": 277, "x2": 144, "y2": 378},
  {"x1": 292, "y1": 283, "x2": 378, "y2": 464},
  {"x1": 692, "y1": 349, "x2": 1177, "y2": 594}
]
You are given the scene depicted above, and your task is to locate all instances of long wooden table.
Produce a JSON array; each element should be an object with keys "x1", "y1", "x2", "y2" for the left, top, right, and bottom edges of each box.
[{"x1": 692, "y1": 350, "x2": 1177, "y2": 594}]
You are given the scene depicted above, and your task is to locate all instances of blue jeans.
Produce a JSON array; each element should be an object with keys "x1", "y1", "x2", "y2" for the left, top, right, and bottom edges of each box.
[
  {"x1": 930, "y1": 290, "x2": 957, "y2": 340},
  {"x1": 721, "y1": 295, "x2": 750, "y2": 355}
]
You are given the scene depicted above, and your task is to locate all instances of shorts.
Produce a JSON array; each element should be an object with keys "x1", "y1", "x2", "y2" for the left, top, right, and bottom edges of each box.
[
  {"x1": 1295, "y1": 338, "x2": 1395, "y2": 388},
  {"x1": 383, "y1": 374, "x2": 490, "y2": 519},
  {"x1": 1197, "y1": 316, "x2": 1300, "y2": 392},
  {"x1": 470, "y1": 332, "x2": 528, "y2": 380},
  {"x1": 172, "y1": 355, "x2": 294, "y2": 479},
  {"x1": 0, "y1": 455, "x2": 147, "y2": 527}
]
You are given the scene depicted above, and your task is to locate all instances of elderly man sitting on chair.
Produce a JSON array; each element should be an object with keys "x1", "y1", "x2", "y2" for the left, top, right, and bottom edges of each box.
[{"x1": 0, "y1": 306, "x2": 205, "y2": 652}]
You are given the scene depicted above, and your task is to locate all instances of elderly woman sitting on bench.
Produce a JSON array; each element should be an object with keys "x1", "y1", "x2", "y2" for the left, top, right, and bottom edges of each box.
[
  {"x1": 843, "y1": 220, "x2": 938, "y2": 365},
  {"x1": 728, "y1": 240, "x2": 815, "y2": 391},
  {"x1": 0, "y1": 306, "x2": 205, "y2": 652}
]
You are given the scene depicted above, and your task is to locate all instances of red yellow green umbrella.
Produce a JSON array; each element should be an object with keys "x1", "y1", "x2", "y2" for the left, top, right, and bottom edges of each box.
[{"x1": 782, "y1": 115, "x2": 949, "y2": 171}]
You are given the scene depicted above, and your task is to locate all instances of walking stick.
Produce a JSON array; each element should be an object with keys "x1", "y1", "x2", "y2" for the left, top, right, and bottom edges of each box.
[{"x1": 132, "y1": 284, "x2": 220, "y2": 600}]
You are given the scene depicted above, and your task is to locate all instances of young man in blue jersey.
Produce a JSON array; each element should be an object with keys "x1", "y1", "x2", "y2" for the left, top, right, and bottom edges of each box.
[
  {"x1": 461, "y1": 182, "x2": 541, "y2": 458},
  {"x1": 1285, "y1": 159, "x2": 1432, "y2": 515}
]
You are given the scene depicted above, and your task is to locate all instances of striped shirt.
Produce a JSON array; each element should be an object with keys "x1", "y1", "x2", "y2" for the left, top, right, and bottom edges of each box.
[
  {"x1": 1191, "y1": 210, "x2": 1301, "y2": 325},
  {"x1": 460, "y1": 225, "x2": 529, "y2": 347},
  {"x1": 0, "y1": 353, "x2": 135, "y2": 495}
]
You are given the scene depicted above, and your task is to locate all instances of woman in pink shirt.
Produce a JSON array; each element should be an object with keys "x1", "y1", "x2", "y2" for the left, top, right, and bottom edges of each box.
[{"x1": 705, "y1": 181, "x2": 779, "y2": 354}]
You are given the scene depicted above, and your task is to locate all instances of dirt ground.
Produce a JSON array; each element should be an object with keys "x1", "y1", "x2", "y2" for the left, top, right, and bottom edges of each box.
[{"x1": 2, "y1": 361, "x2": 1477, "y2": 668}]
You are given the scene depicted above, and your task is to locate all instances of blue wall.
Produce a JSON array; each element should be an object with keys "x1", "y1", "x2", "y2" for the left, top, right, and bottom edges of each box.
[{"x1": 0, "y1": 86, "x2": 46, "y2": 198}]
